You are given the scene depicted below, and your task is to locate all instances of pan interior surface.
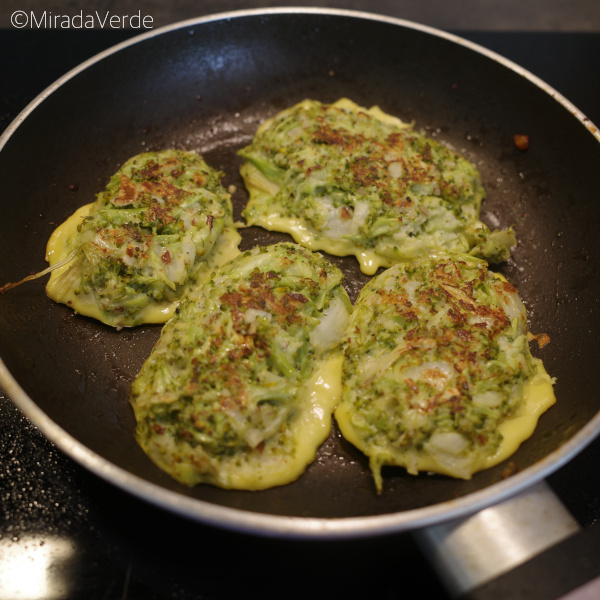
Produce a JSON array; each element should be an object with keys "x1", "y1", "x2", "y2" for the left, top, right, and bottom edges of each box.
[{"x1": 1, "y1": 10, "x2": 599, "y2": 534}]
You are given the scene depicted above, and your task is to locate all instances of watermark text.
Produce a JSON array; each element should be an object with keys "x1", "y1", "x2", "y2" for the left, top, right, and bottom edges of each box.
[{"x1": 11, "y1": 10, "x2": 154, "y2": 29}]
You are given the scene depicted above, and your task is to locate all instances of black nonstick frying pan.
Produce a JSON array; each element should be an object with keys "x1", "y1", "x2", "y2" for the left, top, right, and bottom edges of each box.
[{"x1": 1, "y1": 8, "x2": 599, "y2": 590}]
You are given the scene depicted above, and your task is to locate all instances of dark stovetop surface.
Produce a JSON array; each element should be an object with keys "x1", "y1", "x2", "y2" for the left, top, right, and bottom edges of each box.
[{"x1": 1, "y1": 25, "x2": 600, "y2": 600}]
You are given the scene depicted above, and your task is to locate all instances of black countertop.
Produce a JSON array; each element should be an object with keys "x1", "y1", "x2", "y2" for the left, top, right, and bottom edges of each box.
[{"x1": 1, "y1": 21, "x2": 600, "y2": 600}]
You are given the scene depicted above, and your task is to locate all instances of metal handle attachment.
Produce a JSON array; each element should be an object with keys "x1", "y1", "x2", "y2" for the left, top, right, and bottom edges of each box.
[{"x1": 413, "y1": 481, "x2": 580, "y2": 598}]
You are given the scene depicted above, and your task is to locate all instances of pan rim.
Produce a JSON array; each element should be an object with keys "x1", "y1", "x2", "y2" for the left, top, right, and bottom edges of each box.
[
  {"x1": 1, "y1": 7, "x2": 599, "y2": 539},
  {"x1": 1, "y1": 7, "x2": 599, "y2": 155}
]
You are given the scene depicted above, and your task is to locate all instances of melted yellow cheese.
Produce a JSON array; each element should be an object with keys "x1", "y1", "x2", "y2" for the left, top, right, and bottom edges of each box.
[
  {"x1": 217, "y1": 353, "x2": 343, "y2": 490},
  {"x1": 130, "y1": 243, "x2": 350, "y2": 489},
  {"x1": 480, "y1": 359, "x2": 555, "y2": 470},
  {"x1": 45, "y1": 203, "x2": 241, "y2": 324},
  {"x1": 335, "y1": 356, "x2": 555, "y2": 480},
  {"x1": 45, "y1": 203, "x2": 124, "y2": 323},
  {"x1": 334, "y1": 254, "x2": 556, "y2": 488},
  {"x1": 239, "y1": 194, "x2": 391, "y2": 275},
  {"x1": 140, "y1": 353, "x2": 344, "y2": 490},
  {"x1": 239, "y1": 98, "x2": 515, "y2": 275},
  {"x1": 240, "y1": 149, "x2": 396, "y2": 275}
]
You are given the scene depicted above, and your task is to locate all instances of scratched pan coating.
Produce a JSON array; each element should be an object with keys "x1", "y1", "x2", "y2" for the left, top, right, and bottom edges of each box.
[{"x1": 1, "y1": 9, "x2": 599, "y2": 538}]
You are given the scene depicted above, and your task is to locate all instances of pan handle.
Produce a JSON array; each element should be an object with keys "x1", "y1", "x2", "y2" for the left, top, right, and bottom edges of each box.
[{"x1": 413, "y1": 481, "x2": 580, "y2": 598}]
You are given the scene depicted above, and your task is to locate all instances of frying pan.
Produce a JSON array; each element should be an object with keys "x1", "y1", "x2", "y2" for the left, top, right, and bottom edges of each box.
[{"x1": 1, "y1": 7, "x2": 599, "y2": 593}]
